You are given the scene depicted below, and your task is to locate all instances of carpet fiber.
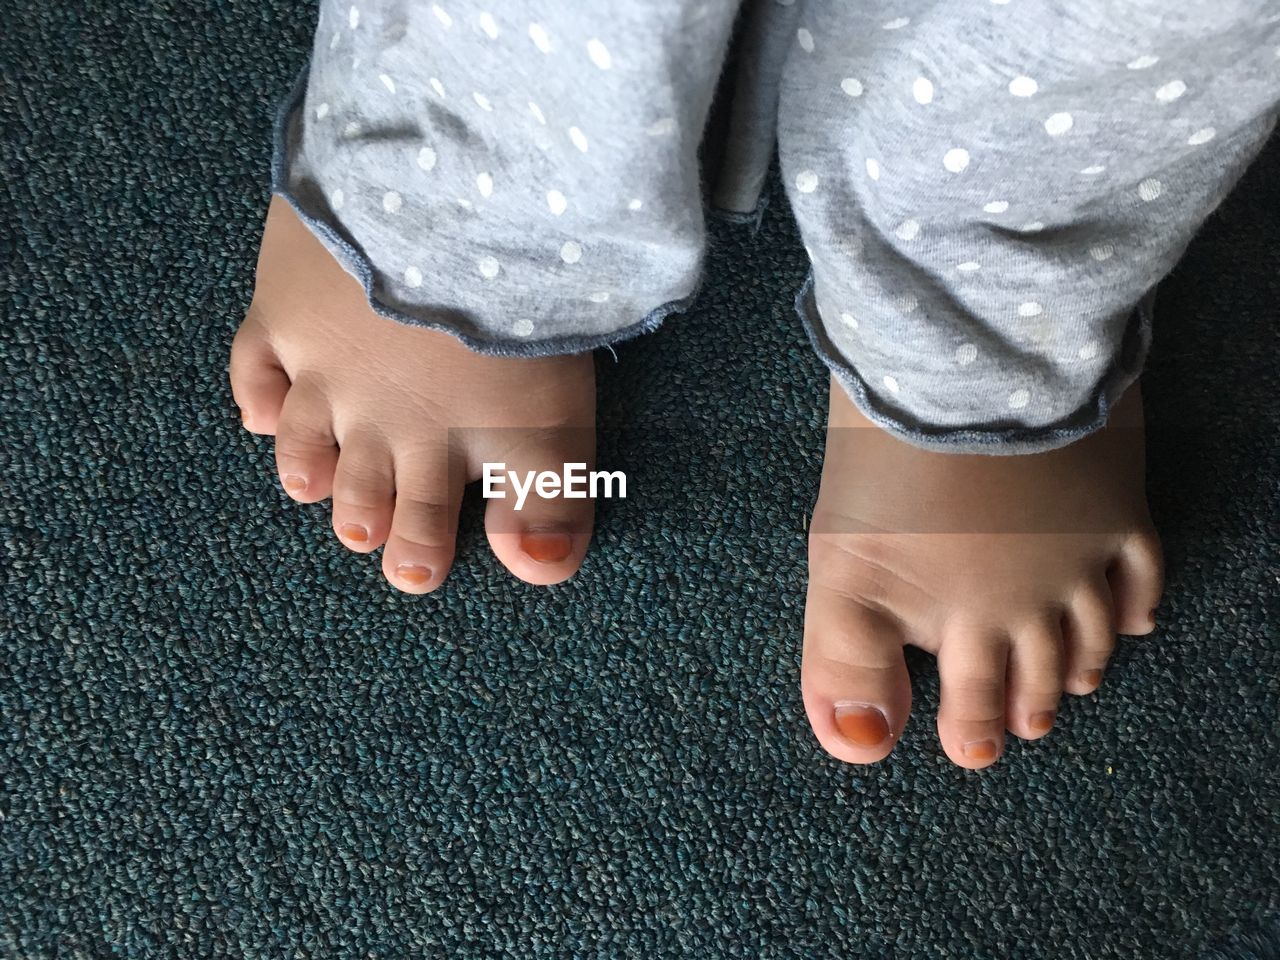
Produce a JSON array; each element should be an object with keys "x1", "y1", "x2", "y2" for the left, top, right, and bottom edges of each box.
[{"x1": 2, "y1": 3, "x2": 1277, "y2": 958}]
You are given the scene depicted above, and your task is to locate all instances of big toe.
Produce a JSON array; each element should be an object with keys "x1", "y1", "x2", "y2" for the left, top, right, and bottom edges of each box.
[
  {"x1": 802, "y1": 583, "x2": 913, "y2": 764},
  {"x1": 483, "y1": 438, "x2": 596, "y2": 585}
]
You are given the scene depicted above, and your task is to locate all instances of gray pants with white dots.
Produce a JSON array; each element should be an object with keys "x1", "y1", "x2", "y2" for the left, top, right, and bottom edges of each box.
[{"x1": 275, "y1": 0, "x2": 1280, "y2": 453}]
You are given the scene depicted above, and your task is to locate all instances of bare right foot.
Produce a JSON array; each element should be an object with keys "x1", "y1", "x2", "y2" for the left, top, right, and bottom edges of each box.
[
  {"x1": 803, "y1": 379, "x2": 1164, "y2": 769},
  {"x1": 229, "y1": 196, "x2": 597, "y2": 591}
]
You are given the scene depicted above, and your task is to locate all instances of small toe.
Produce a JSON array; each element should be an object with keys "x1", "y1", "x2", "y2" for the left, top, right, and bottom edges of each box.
[
  {"x1": 801, "y1": 584, "x2": 912, "y2": 764},
  {"x1": 381, "y1": 449, "x2": 466, "y2": 594},
  {"x1": 1004, "y1": 619, "x2": 1065, "y2": 741},
  {"x1": 1062, "y1": 579, "x2": 1116, "y2": 695},
  {"x1": 229, "y1": 313, "x2": 291, "y2": 435},
  {"x1": 1107, "y1": 530, "x2": 1164, "y2": 636},
  {"x1": 937, "y1": 629, "x2": 1009, "y2": 769},
  {"x1": 483, "y1": 440, "x2": 596, "y2": 586},
  {"x1": 330, "y1": 440, "x2": 395, "y2": 553},
  {"x1": 273, "y1": 378, "x2": 338, "y2": 503}
]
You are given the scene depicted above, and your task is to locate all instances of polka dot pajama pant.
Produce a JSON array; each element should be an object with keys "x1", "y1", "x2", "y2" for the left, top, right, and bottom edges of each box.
[{"x1": 274, "y1": 0, "x2": 1280, "y2": 453}]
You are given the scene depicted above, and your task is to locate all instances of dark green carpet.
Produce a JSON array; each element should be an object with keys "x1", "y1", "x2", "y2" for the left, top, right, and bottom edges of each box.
[{"x1": 3, "y1": 3, "x2": 1277, "y2": 958}]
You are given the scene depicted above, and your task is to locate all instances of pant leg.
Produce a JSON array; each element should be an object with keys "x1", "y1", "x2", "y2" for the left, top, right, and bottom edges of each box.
[
  {"x1": 778, "y1": 0, "x2": 1280, "y2": 453},
  {"x1": 273, "y1": 1, "x2": 739, "y2": 356}
]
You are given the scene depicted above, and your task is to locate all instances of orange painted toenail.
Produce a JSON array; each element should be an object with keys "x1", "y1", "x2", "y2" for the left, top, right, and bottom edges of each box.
[
  {"x1": 521, "y1": 531, "x2": 573, "y2": 563},
  {"x1": 340, "y1": 523, "x2": 369, "y2": 543},
  {"x1": 240, "y1": 409, "x2": 249, "y2": 426},
  {"x1": 833, "y1": 703, "x2": 890, "y2": 747},
  {"x1": 963, "y1": 739, "x2": 999, "y2": 763},
  {"x1": 1081, "y1": 669, "x2": 1103, "y2": 688},
  {"x1": 282, "y1": 474, "x2": 307, "y2": 494},
  {"x1": 396, "y1": 564, "x2": 431, "y2": 586},
  {"x1": 1031, "y1": 710, "x2": 1056, "y2": 732}
]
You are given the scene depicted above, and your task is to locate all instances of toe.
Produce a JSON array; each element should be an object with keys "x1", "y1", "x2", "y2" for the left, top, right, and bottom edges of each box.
[
  {"x1": 229, "y1": 313, "x2": 291, "y2": 435},
  {"x1": 381, "y1": 448, "x2": 466, "y2": 594},
  {"x1": 1004, "y1": 618, "x2": 1065, "y2": 741},
  {"x1": 1062, "y1": 579, "x2": 1116, "y2": 696},
  {"x1": 801, "y1": 583, "x2": 912, "y2": 764},
  {"x1": 483, "y1": 436, "x2": 596, "y2": 586},
  {"x1": 937, "y1": 629, "x2": 1009, "y2": 769},
  {"x1": 330, "y1": 440, "x2": 395, "y2": 553},
  {"x1": 1107, "y1": 530, "x2": 1164, "y2": 636},
  {"x1": 273, "y1": 378, "x2": 338, "y2": 503}
]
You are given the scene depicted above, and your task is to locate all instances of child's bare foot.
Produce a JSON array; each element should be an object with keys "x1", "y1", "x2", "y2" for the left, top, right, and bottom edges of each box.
[
  {"x1": 803, "y1": 379, "x2": 1163, "y2": 769},
  {"x1": 229, "y1": 197, "x2": 596, "y2": 590}
]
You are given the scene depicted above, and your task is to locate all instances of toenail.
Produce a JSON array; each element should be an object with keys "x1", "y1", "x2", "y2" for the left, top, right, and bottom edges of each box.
[
  {"x1": 395, "y1": 564, "x2": 432, "y2": 586},
  {"x1": 963, "y1": 739, "x2": 999, "y2": 763},
  {"x1": 340, "y1": 523, "x2": 369, "y2": 543},
  {"x1": 833, "y1": 702, "x2": 890, "y2": 747},
  {"x1": 240, "y1": 409, "x2": 250, "y2": 427},
  {"x1": 282, "y1": 474, "x2": 307, "y2": 494},
  {"x1": 520, "y1": 531, "x2": 573, "y2": 563},
  {"x1": 1031, "y1": 710, "x2": 1056, "y2": 733},
  {"x1": 1081, "y1": 668, "x2": 1103, "y2": 688}
]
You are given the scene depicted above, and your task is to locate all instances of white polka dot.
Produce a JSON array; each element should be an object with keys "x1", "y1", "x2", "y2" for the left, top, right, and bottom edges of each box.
[
  {"x1": 430, "y1": 77, "x2": 446, "y2": 97},
  {"x1": 330, "y1": 31, "x2": 341, "y2": 49},
  {"x1": 882, "y1": 375, "x2": 900, "y2": 393},
  {"x1": 529, "y1": 22, "x2": 552, "y2": 53},
  {"x1": 587, "y1": 38, "x2": 612, "y2": 70},
  {"x1": 1080, "y1": 164, "x2": 1107, "y2": 176},
  {"x1": 477, "y1": 255, "x2": 500, "y2": 279},
  {"x1": 568, "y1": 126, "x2": 589, "y2": 152},
  {"x1": 895, "y1": 219, "x2": 920, "y2": 241},
  {"x1": 417, "y1": 146, "x2": 437, "y2": 171},
  {"x1": 983, "y1": 200, "x2": 1009, "y2": 214},
  {"x1": 455, "y1": 198, "x2": 473, "y2": 210},
  {"x1": 627, "y1": 198, "x2": 643, "y2": 211},
  {"x1": 1089, "y1": 243, "x2": 1115, "y2": 261},
  {"x1": 1127, "y1": 55, "x2": 1159, "y2": 70},
  {"x1": 330, "y1": 188, "x2": 344, "y2": 210},
  {"x1": 528, "y1": 101, "x2": 546, "y2": 125},
  {"x1": 546, "y1": 190, "x2": 567, "y2": 215},
  {"x1": 348, "y1": 5, "x2": 359, "y2": 29},
  {"x1": 432, "y1": 4, "x2": 452, "y2": 27},
  {"x1": 351, "y1": 56, "x2": 361, "y2": 70},
  {"x1": 1018, "y1": 301, "x2": 1043, "y2": 317},
  {"x1": 797, "y1": 28, "x2": 815, "y2": 52},
  {"x1": 478, "y1": 11, "x2": 499, "y2": 38},
  {"x1": 1044, "y1": 112, "x2": 1074, "y2": 136},
  {"x1": 943, "y1": 148, "x2": 970, "y2": 173},
  {"x1": 1008, "y1": 389, "x2": 1030, "y2": 409},
  {"x1": 560, "y1": 240, "x2": 582, "y2": 264},
  {"x1": 841, "y1": 77, "x2": 864, "y2": 97},
  {"x1": 894, "y1": 293, "x2": 919, "y2": 313},
  {"x1": 795, "y1": 170, "x2": 819, "y2": 193},
  {"x1": 588, "y1": 291, "x2": 610, "y2": 303},
  {"x1": 343, "y1": 121, "x2": 361, "y2": 137},
  {"x1": 379, "y1": 73, "x2": 396, "y2": 94},
  {"x1": 1008, "y1": 75, "x2": 1038, "y2": 97},
  {"x1": 513, "y1": 319, "x2": 534, "y2": 337},
  {"x1": 404, "y1": 266, "x2": 423, "y2": 288},
  {"x1": 955, "y1": 343, "x2": 978, "y2": 365},
  {"x1": 382, "y1": 191, "x2": 402, "y2": 214},
  {"x1": 1138, "y1": 178, "x2": 1163, "y2": 201},
  {"x1": 1078, "y1": 341, "x2": 1099, "y2": 360},
  {"x1": 476, "y1": 172, "x2": 493, "y2": 198},
  {"x1": 1188, "y1": 127, "x2": 1216, "y2": 146},
  {"x1": 1022, "y1": 221, "x2": 1045, "y2": 232},
  {"x1": 990, "y1": 0, "x2": 1011, "y2": 5},
  {"x1": 646, "y1": 117, "x2": 677, "y2": 137},
  {"x1": 840, "y1": 311, "x2": 860, "y2": 329},
  {"x1": 882, "y1": 17, "x2": 910, "y2": 29},
  {"x1": 912, "y1": 77, "x2": 934, "y2": 105},
  {"x1": 957, "y1": 261, "x2": 981, "y2": 272},
  {"x1": 315, "y1": 102, "x2": 330, "y2": 119},
  {"x1": 865, "y1": 158, "x2": 881, "y2": 181},
  {"x1": 472, "y1": 92, "x2": 493, "y2": 111},
  {"x1": 1155, "y1": 80, "x2": 1186, "y2": 103}
]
